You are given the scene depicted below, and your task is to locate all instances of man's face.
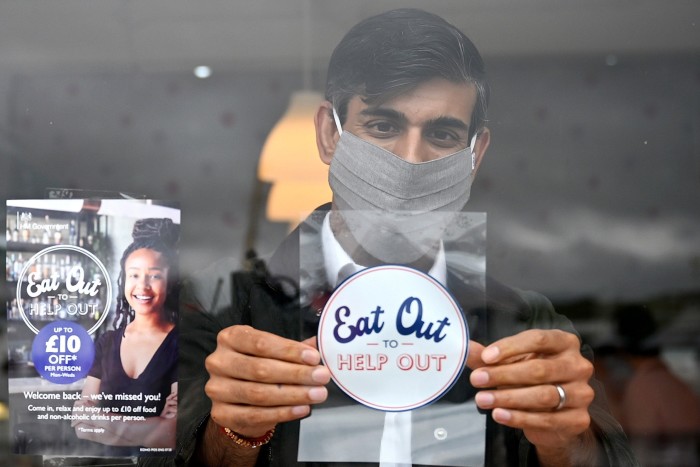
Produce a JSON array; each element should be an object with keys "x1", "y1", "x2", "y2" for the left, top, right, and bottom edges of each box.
[
  {"x1": 343, "y1": 78, "x2": 478, "y2": 162},
  {"x1": 314, "y1": 77, "x2": 489, "y2": 268}
]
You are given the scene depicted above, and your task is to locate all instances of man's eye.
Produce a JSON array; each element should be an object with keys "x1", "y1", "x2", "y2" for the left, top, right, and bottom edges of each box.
[
  {"x1": 367, "y1": 121, "x2": 397, "y2": 135},
  {"x1": 429, "y1": 130, "x2": 466, "y2": 149},
  {"x1": 431, "y1": 130, "x2": 456, "y2": 141}
]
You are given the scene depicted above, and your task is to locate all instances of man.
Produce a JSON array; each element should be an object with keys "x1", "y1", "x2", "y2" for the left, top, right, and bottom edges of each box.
[{"x1": 156, "y1": 9, "x2": 637, "y2": 467}]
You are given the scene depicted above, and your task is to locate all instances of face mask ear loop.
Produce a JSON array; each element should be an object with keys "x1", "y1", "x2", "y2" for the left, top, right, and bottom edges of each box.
[
  {"x1": 332, "y1": 107, "x2": 343, "y2": 136},
  {"x1": 469, "y1": 132, "x2": 478, "y2": 171}
]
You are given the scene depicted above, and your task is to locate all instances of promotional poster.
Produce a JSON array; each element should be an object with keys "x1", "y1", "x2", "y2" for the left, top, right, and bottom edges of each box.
[{"x1": 6, "y1": 199, "x2": 179, "y2": 457}]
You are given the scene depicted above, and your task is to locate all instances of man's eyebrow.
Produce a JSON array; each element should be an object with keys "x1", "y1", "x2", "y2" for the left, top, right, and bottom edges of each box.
[
  {"x1": 425, "y1": 116, "x2": 470, "y2": 132},
  {"x1": 359, "y1": 107, "x2": 408, "y2": 124},
  {"x1": 359, "y1": 108, "x2": 469, "y2": 133}
]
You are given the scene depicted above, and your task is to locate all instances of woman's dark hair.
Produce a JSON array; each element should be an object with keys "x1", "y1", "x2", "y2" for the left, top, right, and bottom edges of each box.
[
  {"x1": 326, "y1": 8, "x2": 489, "y2": 139},
  {"x1": 112, "y1": 218, "x2": 180, "y2": 332}
]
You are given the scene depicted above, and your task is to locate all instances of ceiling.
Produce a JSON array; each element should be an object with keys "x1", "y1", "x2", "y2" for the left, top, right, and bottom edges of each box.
[{"x1": 0, "y1": 0, "x2": 698, "y2": 75}]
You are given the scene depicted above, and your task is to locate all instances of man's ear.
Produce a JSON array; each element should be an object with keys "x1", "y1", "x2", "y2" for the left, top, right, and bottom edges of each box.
[
  {"x1": 473, "y1": 127, "x2": 491, "y2": 174},
  {"x1": 315, "y1": 100, "x2": 340, "y2": 166}
]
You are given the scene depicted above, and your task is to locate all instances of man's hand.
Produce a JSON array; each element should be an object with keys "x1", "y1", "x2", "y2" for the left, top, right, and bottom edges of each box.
[
  {"x1": 469, "y1": 329, "x2": 596, "y2": 466},
  {"x1": 204, "y1": 325, "x2": 331, "y2": 438}
]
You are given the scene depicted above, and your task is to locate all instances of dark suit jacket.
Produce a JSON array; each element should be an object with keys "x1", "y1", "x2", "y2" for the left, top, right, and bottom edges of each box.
[{"x1": 141, "y1": 207, "x2": 638, "y2": 467}]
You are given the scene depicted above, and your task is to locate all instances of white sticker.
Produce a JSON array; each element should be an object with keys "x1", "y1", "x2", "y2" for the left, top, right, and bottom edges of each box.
[{"x1": 317, "y1": 265, "x2": 469, "y2": 411}]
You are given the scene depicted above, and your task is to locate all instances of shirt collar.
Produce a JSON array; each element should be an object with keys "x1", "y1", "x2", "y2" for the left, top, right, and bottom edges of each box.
[{"x1": 321, "y1": 212, "x2": 447, "y2": 288}]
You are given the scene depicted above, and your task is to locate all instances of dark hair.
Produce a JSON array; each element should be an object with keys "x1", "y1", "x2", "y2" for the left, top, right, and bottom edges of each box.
[
  {"x1": 113, "y1": 218, "x2": 180, "y2": 332},
  {"x1": 326, "y1": 8, "x2": 489, "y2": 139}
]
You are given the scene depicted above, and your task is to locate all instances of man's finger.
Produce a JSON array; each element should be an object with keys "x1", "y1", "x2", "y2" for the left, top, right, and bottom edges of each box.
[
  {"x1": 471, "y1": 354, "x2": 585, "y2": 387},
  {"x1": 218, "y1": 325, "x2": 320, "y2": 365},
  {"x1": 488, "y1": 406, "x2": 591, "y2": 439},
  {"x1": 302, "y1": 335, "x2": 318, "y2": 349},
  {"x1": 466, "y1": 340, "x2": 486, "y2": 370},
  {"x1": 481, "y1": 329, "x2": 580, "y2": 364},
  {"x1": 206, "y1": 378, "x2": 328, "y2": 407},
  {"x1": 475, "y1": 383, "x2": 594, "y2": 412},
  {"x1": 206, "y1": 351, "x2": 331, "y2": 385}
]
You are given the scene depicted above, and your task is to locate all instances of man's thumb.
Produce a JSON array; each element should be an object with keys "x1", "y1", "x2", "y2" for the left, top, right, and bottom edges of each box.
[{"x1": 466, "y1": 340, "x2": 486, "y2": 370}]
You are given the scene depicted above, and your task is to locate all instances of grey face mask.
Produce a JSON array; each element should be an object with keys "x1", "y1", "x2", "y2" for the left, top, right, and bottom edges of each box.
[
  {"x1": 329, "y1": 108, "x2": 477, "y2": 213},
  {"x1": 328, "y1": 108, "x2": 478, "y2": 264}
]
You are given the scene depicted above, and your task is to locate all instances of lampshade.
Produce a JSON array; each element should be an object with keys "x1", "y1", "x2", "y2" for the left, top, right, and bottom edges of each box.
[
  {"x1": 257, "y1": 90, "x2": 332, "y2": 227},
  {"x1": 265, "y1": 180, "x2": 332, "y2": 225},
  {"x1": 249, "y1": 3, "x2": 331, "y2": 236},
  {"x1": 258, "y1": 91, "x2": 326, "y2": 182}
]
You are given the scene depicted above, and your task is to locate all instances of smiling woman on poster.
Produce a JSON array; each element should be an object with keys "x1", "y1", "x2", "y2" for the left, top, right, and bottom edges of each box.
[{"x1": 72, "y1": 218, "x2": 179, "y2": 455}]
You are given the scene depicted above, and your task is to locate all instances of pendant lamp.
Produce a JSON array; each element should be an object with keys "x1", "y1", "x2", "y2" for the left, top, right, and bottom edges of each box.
[{"x1": 256, "y1": 0, "x2": 330, "y2": 227}]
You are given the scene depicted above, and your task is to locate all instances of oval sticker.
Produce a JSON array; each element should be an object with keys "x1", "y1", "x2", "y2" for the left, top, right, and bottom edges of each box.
[{"x1": 317, "y1": 265, "x2": 469, "y2": 411}]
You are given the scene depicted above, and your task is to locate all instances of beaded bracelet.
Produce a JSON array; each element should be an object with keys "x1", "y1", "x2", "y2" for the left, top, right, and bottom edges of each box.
[{"x1": 220, "y1": 425, "x2": 276, "y2": 449}]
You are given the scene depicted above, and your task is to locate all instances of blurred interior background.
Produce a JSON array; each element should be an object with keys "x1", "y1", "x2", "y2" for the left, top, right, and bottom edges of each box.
[{"x1": 0, "y1": 1, "x2": 699, "y2": 465}]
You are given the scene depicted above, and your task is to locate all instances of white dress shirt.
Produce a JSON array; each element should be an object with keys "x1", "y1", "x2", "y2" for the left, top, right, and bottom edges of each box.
[
  {"x1": 323, "y1": 213, "x2": 445, "y2": 467},
  {"x1": 297, "y1": 212, "x2": 484, "y2": 466}
]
